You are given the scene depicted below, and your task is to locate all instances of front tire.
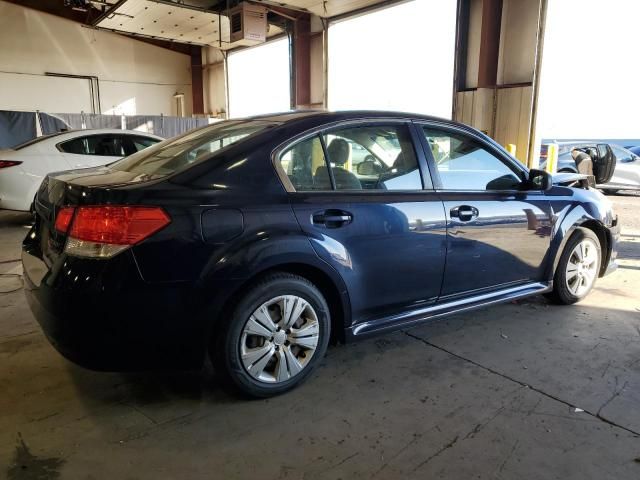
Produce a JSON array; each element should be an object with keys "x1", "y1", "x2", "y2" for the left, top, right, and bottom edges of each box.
[
  {"x1": 212, "y1": 273, "x2": 330, "y2": 397},
  {"x1": 547, "y1": 227, "x2": 601, "y2": 305}
]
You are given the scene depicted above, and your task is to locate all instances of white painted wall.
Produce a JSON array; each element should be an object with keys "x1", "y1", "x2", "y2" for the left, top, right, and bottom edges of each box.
[
  {"x1": 0, "y1": 1, "x2": 192, "y2": 115},
  {"x1": 203, "y1": 47, "x2": 227, "y2": 117}
]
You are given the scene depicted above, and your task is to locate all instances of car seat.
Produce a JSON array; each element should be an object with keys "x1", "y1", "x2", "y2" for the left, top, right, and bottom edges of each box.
[{"x1": 314, "y1": 138, "x2": 362, "y2": 190}]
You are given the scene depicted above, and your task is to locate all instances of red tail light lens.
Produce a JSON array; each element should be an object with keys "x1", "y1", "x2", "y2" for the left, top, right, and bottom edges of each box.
[
  {"x1": 55, "y1": 207, "x2": 75, "y2": 233},
  {"x1": 0, "y1": 160, "x2": 22, "y2": 168},
  {"x1": 69, "y1": 206, "x2": 170, "y2": 245}
]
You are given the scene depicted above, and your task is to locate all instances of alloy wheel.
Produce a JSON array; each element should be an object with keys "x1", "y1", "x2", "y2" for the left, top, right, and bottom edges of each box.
[
  {"x1": 565, "y1": 238, "x2": 599, "y2": 297},
  {"x1": 240, "y1": 295, "x2": 320, "y2": 383}
]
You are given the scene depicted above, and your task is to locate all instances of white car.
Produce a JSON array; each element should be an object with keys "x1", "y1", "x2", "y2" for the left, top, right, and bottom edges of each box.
[
  {"x1": 601, "y1": 144, "x2": 640, "y2": 194},
  {"x1": 0, "y1": 129, "x2": 163, "y2": 211}
]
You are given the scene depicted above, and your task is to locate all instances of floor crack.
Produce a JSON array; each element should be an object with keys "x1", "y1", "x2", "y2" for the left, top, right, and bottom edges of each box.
[
  {"x1": 403, "y1": 330, "x2": 640, "y2": 437},
  {"x1": 411, "y1": 435, "x2": 459, "y2": 473},
  {"x1": 597, "y1": 376, "x2": 629, "y2": 417}
]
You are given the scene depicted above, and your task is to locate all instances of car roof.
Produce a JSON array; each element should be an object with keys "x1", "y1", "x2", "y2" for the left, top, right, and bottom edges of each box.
[{"x1": 237, "y1": 109, "x2": 451, "y2": 124}]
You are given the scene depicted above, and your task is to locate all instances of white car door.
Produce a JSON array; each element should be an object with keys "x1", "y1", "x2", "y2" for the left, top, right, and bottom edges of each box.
[{"x1": 609, "y1": 146, "x2": 640, "y2": 188}]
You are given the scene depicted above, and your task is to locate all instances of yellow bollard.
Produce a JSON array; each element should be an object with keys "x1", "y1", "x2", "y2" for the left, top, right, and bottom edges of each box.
[
  {"x1": 545, "y1": 143, "x2": 558, "y2": 173},
  {"x1": 506, "y1": 144, "x2": 517, "y2": 157}
]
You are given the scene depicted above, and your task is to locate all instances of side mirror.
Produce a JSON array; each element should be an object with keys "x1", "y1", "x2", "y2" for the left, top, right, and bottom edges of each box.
[
  {"x1": 356, "y1": 160, "x2": 380, "y2": 175},
  {"x1": 528, "y1": 169, "x2": 552, "y2": 191}
]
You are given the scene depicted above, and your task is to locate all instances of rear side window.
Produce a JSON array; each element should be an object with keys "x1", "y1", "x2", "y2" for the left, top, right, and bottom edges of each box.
[
  {"x1": 276, "y1": 124, "x2": 423, "y2": 192},
  {"x1": 278, "y1": 136, "x2": 331, "y2": 191},
  {"x1": 111, "y1": 121, "x2": 276, "y2": 177},
  {"x1": 130, "y1": 136, "x2": 159, "y2": 152},
  {"x1": 322, "y1": 125, "x2": 421, "y2": 191}
]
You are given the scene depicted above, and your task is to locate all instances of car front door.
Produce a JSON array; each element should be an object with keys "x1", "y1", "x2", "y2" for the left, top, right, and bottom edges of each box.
[
  {"x1": 417, "y1": 123, "x2": 553, "y2": 300},
  {"x1": 609, "y1": 145, "x2": 640, "y2": 188},
  {"x1": 276, "y1": 121, "x2": 447, "y2": 325}
]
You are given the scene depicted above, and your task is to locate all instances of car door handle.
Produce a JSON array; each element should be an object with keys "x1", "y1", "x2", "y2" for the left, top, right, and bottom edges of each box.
[
  {"x1": 450, "y1": 205, "x2": 479, "y2": 222},
  {"x1": 312, "y1": 210, "x2": 353, "y2": 228}
]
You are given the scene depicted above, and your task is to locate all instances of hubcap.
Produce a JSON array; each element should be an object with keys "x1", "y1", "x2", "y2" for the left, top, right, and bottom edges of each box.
[
  {"x1": 566, "y1": 238, "x2": 599, "y2": 297},
  {"x1": 240, "y1": 295, "x2": 320, "y2": 384}
]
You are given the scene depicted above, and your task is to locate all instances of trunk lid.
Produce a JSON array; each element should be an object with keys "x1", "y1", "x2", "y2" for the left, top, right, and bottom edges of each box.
[{"x1": 33, "y1": 166, "x2": 163, "y2": 262}]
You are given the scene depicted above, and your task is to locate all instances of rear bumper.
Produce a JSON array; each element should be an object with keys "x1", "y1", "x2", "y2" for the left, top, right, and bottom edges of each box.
[{"x1": 22, "y1": 240, "x2": 209, "y2": 371}]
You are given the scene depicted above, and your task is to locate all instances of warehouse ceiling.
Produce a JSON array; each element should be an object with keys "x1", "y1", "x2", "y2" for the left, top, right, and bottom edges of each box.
[
  {"x1": 7, "y1": 0, "x2": 393, "y2": 51},
  {"x1": 94, "y1": 0, "x2": 284, "y2": 49},
  {"x1": 264, "y1": 0, "x2": 392, "y2": 18}
]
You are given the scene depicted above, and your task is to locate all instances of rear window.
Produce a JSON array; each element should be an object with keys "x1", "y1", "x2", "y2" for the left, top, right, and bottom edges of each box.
[
  {"x1": 13, "y1": 132, "x2": 68, "y2": 150},
  {"x1": 110, "y1": 121, "x2": 277, "y2": 176}
]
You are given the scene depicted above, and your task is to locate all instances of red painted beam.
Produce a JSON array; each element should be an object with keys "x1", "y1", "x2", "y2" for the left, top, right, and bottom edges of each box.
[{"x1": 191, "y1": 46, "x2": 204, "y2": 115}]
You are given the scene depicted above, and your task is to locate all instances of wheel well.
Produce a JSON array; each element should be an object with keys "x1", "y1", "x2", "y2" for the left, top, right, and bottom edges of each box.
[
  {"x1": 218, "y1": 263, "x2": 348, "y2": 344},
  {"x1": 579, "y1": 220, "x2": 610, "y2": 276}
]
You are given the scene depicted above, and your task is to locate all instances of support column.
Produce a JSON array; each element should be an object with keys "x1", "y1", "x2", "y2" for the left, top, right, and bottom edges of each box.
[
  {"x1": 292, "y1": 13, "x2": 311, "y2": 109},
  {"x1": 191, "y1": 45, "x2": 204, "y2": 115},
  {"x1": 477, "y1": 0, "x2": 503, "y2": 88}
]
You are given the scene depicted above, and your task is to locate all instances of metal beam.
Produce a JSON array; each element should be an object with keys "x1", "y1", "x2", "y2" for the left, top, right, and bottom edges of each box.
[
  {"x1": 191, "y1": 46, "x2": 204, "y2": 114},
  {"x1": 477, "y1": 0, "x2": 503, "y2": 88},
  {"x1": 292, "y1": 13, "x2": 311, "y2": 108}
]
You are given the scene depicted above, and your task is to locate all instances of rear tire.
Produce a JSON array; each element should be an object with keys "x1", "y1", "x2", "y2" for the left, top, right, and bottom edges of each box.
[
  {"x1": 602, "y1": 189, "x2": 619, "y2": 195},
  {"x1": 546, "y1": 227, "x2": 601, "y2": 305},
  {"x1": 212, "y1": 272, "x2": 330, "y2": 398}
]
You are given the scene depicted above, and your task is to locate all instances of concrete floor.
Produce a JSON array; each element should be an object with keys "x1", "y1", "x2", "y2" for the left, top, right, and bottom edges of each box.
[{"x1": 1, "y1": 194, "x2": 640, "y2": 479}]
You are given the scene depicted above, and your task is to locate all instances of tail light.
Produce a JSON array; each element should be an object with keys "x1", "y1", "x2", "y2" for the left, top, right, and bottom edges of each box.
[
  {"x1": 55, "y1": 206, "x2": 170, "y2": 258},
  {"x1": 0, "y1": 160, "x2": 22, "y2": 168}
]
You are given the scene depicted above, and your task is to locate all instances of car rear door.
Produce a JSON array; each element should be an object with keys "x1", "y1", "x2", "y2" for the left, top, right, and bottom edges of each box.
[
  {"x1": 276, "y1": 120, "x2": 447, "y2": 325},
  {"x1": 415, "y1": 122, "x2": 553, "y2": 300}
]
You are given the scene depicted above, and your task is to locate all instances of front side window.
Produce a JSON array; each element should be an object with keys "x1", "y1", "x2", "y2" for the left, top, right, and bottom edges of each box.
[
  {"x1": 422, "y1": 127, "x2": 523, "y2": 191},
  {"x1": 321, "y1": 125, "x2": 422, "y2": 191},
  {"x1": 611, "y1": 145, "x2": 631, "y2": 163}
]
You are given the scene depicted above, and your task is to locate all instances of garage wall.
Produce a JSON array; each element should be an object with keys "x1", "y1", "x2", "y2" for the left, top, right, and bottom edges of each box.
[
  {"x1": 0, "y1": 1, "x2": 192, "y2": 116},
  {"x1": 203, "y1": 47, "x2": 227, "y2": 117}
]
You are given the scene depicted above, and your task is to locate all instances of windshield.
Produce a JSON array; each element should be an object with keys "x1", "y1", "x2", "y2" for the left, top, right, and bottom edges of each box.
[{"x1": 110, "y1": 120, "x2": 278, "y2": 176}]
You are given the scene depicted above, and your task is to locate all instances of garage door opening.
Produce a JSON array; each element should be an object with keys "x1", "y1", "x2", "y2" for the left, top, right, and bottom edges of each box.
[
  {"x1": 228, "y1": 37, "x2": 291, "y2": 118},
  {"x1": 328, "y1": 0, "x2": 457, "y2": 118}
]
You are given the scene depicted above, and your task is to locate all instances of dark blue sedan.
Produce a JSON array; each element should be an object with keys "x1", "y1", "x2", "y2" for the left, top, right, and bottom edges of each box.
[{"x1": 22, "y1": 111, "x2": 619, "y2": 397}]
